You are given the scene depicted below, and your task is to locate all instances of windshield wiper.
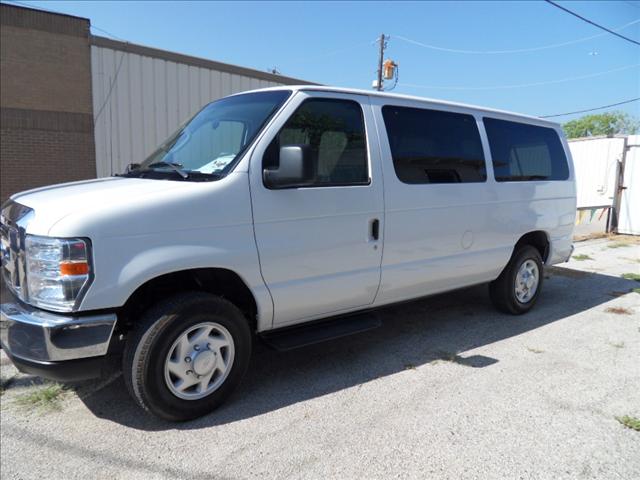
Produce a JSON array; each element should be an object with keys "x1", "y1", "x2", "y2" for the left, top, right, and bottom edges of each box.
[{"x1": 146, "y1": 161, "x2": 189, "y2": 179}]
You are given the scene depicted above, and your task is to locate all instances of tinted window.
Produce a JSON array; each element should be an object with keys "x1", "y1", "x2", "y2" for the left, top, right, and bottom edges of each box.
[
  {"x1": 264, "y1": 98, "x2": 368, "y2": 186},
  {"x1": 381, "y1": 106, "x2": 486, "y2": 184},
  {"x1": 484, "y1": 118, "x2": 569, "y2": 182}
]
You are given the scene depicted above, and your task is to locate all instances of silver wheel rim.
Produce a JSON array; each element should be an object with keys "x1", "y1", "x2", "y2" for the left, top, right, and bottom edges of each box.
[
  {"x1": 164, "y1": 322, "x2": 235, "y2": 400},
  {"x1": 514, "y1": 259, "x2": 539, "y2": 304}
]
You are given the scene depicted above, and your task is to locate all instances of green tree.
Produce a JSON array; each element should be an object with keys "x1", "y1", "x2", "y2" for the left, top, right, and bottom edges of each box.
[{"x1": 562, "y1": 111, "x2": 639, "y2": 139}]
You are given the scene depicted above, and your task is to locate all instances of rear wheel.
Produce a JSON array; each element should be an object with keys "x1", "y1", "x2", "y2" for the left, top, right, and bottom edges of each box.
[
  {"x1": 489, "y1": 245, "x2": 543, "y2": 315},
  {"x1": 123, "y1": 292, "x2": 252, "y2": 421}
]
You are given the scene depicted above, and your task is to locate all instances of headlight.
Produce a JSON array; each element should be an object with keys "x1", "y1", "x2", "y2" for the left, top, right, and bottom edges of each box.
[{"x1": 25, "y1": 235, "x2": 93, "y2": 312}]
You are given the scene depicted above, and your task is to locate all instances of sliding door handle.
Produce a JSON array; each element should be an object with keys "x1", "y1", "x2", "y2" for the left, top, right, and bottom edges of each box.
[{"x1": 370, "y1": 218, "x2": 380, "y2": 240}]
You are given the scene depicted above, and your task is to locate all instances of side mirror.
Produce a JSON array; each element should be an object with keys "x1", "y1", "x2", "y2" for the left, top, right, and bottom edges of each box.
[
  {"x1": 125, "y1": 163, "x2": 140, "y2": 173},
  {"x1": 263, "y1": 145, "x2": 314, "y2": 188}
]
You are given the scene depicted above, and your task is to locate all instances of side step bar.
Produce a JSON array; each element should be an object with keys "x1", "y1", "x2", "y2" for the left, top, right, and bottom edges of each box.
[{"x1": 260, "y1": 312, "x2": 382, "y2": 351}]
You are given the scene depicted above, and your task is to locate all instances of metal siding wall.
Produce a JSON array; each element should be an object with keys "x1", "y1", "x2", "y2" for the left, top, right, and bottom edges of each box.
[
  {"x1": 618, "y1": 135, "x2": 640, "y2": 235},
  {"x1": 569, "y1": 137, "x2": 626, "y2": 209},
  {"x1": 91, "y1": 46, "x2": 285, "y2": 176}
]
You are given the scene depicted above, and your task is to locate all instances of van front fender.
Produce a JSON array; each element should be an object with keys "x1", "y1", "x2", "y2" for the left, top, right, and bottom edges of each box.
[{"x1": 77, "y1": 228, "x2": 273, "y2": 329}]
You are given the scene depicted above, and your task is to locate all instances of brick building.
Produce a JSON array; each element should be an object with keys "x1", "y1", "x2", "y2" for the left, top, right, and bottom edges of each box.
[
  {"x1": 1, "y1": 4, "x2": 95, "y2": 203},
  {"x1": 0, "y1": 4, "x2": 312, "y2": 203}
]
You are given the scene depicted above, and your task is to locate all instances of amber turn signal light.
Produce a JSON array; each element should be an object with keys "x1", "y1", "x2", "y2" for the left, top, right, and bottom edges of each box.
[{"x1": 59, "y1": 262, "x2": 89, "y2": 276}]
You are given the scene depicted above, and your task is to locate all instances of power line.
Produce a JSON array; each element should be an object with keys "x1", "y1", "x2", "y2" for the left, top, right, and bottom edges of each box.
[
  {"x1": 87, "y1": 23, "x2": 127, "y2": 42},
  {"x1": 394, "y1": 19, "x2": 640, "y2": 54},
  {"x1": 540, "y1": 97, "x2": 640, "y2": 118},
  {"x1": 626, "y1": 1, "x2": 640, "y2": 10},
  {"x1": 4, "y1": 0, "x2": 56, "y2": 13},
  {"x1": 93, "y1": 51, "x2": 126, "y2": 123},
  {"x1": 290, "y1": 40, "x2": 375, "y2": 64},
  {"x1": 399, "y1": 63, "x2": 640, "y2": 91},
  {"x1": 545, "y1": 0, "x2": 640, "y2": 46},
  {"x1": 5, "y1": 0, "x2": 127, "y2": 40},
  {"x1": 7, "y1": 0, "x2": 371, "y2": 67},
  {"x1": 5, "y1": 0, "x2": 138, "y2": 126}
]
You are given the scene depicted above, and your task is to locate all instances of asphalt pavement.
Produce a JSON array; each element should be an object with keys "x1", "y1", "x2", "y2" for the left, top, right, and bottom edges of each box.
[{"x1": 1, "y1": 236, "x2": 638, "y2": 479}]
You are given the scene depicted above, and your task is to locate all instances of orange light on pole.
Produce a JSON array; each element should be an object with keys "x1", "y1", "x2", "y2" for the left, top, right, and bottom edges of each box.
[{"x1": 383, "y1": 59, "x2": 397, "y2": 80}]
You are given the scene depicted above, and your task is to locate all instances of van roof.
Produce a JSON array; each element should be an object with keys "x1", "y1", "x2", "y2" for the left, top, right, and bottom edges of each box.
[{"x1": 241, "y1": 85, "x2": 562, "y2": 128}]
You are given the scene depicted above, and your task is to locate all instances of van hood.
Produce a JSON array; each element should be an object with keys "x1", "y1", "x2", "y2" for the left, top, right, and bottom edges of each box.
[{"x1": 9, "y1": 177, "x2": 192, "y2": 235}]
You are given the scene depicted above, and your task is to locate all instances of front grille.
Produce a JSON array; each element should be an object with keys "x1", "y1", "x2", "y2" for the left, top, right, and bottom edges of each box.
[
  {"x1": 1, "y1": 224, "x2": 22, "y2": 297},
  {"x1": 0, "y1": 201, "x2": 32, "y2": 301}
]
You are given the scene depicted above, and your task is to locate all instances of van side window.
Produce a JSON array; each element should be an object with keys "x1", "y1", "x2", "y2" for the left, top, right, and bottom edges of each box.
[
  {"x1": 484, "y1": 118, "x2": 569, "y2": 182},
  {"x1": 381, "y1": 106, "x2": 486, "y2": 184},
  {"x1": 263, "y1": 98, "x2": 369, "y2": 186}
]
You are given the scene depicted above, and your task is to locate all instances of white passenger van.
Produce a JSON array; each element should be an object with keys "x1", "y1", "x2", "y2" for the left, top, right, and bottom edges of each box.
[{"x1": 0, "y1": 87, "x2": 575, "y2": 420}]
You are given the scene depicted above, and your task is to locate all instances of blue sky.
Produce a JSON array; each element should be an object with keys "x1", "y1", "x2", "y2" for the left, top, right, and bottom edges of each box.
[{"x1": 5, "y1": 0, "x2": 640, "y2": 122}]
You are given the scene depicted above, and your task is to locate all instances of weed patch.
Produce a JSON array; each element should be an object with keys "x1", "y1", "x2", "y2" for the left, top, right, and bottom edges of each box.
[
  {"x1": 621, "y1": 273, "x2": 640, "y2": 282},
  {"x1": 608, "y1": 242, "x2": 631, "y2": 249},
  {"x1": 572, "y1": 254, "x2": 593, "y2": 261},
  {"x1": 616, "y1": 415, "x2": 640, "y2": 432},
  {"x1": 14, "y1": 383, "x2": 66, "y2": 412},
  {"x1": 621, "y1": 257, "x2": 640, "y2": 264}
]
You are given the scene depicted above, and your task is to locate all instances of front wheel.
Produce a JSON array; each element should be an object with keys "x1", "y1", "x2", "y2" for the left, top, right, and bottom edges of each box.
[
  {"x1": 489, "y1": 245, "x2": 543, "y2": 315},
  {"x1": 123, "y1": 292, "x2": 252, "y2": 421}
]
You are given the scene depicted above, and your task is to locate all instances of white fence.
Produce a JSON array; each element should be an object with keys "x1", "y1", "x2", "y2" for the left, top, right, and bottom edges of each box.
[
  {"x1": 618, "y1": 135, "x2": 639, "y2": 235},
  {"x1": 569, "y1": 136, "x2": 625, "y2": 209},
  {"x1": 569, "y1": 135, "x2": 638, "y2": 236}
]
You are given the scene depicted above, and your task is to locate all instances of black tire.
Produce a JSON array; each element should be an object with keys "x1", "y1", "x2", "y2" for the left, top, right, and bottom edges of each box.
[
  {"x1": 123, "y1": 292, "x2": 252, "y2": 421},
  {"x1": 489, "y1": 245, "x2": 544, "y2": 315}
]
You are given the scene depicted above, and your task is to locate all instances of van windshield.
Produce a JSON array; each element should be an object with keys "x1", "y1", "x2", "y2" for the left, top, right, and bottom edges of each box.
[{"x1": 125, "y1": 90, "x2": 291, "y2": 181}]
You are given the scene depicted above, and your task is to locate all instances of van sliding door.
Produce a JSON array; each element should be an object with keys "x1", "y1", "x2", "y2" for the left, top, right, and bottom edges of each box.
[{"x1": 372, "y1": 100, "x2": 501, "y2": 303}]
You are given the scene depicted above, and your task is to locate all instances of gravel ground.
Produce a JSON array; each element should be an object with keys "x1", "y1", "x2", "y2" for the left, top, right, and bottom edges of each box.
[{"x1": 1, "y1": 236, "x2": 639, "y2": 480}]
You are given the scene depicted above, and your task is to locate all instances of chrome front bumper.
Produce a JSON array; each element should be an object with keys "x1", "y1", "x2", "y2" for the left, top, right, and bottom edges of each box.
[{"x1": 0, "y1": 300, "x2": 117, "y2": 363}]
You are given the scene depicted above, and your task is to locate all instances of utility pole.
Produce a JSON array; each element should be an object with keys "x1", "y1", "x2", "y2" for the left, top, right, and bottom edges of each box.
[{"x1": 375, "y1": 33, "x2": 387, "y2": 91}]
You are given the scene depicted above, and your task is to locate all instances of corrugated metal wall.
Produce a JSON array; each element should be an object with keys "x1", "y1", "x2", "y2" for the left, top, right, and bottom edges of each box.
[
  {"x1": 569, "y1": 136, "x2": 625, "y2": 209},
  {"x1": 90, "y1": 39, "x2": 307, "y2": 177},
  {"x1": 568, "y1": 136, "x2": 630, "y2": 238},
  {"x1": 618, "y1": 135, "x2": 639, "y2": 235}
]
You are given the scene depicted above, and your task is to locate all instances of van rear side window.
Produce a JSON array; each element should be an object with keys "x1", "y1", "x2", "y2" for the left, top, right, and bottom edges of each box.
[
  {"x1": 381, "y1": 106, "x2": 486, "y2": 184},
  {"x1": 484, "y1": 118, "x2": 569, "y2": 182}
]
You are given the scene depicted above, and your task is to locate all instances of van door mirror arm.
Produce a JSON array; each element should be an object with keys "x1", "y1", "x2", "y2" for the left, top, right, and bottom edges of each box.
[{"x1": 263, "y1": 145, "x2": 314, "y2": 189}]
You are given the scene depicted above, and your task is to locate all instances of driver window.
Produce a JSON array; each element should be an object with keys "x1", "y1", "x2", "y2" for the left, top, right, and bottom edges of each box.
[{"x1": 263, "y1": 98, "x2": 369, "y2": 186}]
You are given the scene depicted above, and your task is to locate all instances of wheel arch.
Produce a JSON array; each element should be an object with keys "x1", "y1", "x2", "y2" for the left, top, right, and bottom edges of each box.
[
  {"x1": 513, "y1": 230, "x2": 550, "y2": 263},
  {"x1": 118, "y1": 268, "x2": 259, "y2": 333}
]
